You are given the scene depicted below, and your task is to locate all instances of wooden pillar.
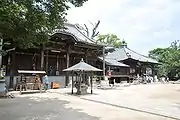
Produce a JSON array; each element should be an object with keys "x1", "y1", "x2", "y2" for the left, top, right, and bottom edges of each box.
[
  {"x1": 40, "y1": 45, "x2": 45, "y2": 70},
  {"x1": 66, "y1": 45, "x2": 70, "y2": 68},
  {"x1": 103, "y1": 46, "x2": 106, "y2": 80},
  {"x1": 79, "y1": 72, "x2": 82, "y2": 95},
  {"x1": 72, "y1": 71, "x2": 74, "y2": 94},
  {"x1": 45, "y1": 50, "x2": 48, "y2": 73},
  {"x1": 77, "y1": 73, "x2": 81, "y2": 95},
  {"x1": 20, "y1": 84, "x2": 22, "y2": 95},
  {"x1": 84, "y1": 50, "x2": 89, "y2": 85},
  {"x1": 6, "y1": 53, "x2": 11, "y2": 76},
  {"x1": 84, "y1": 49, "x2": 88, "y2": 63},
  {"x1": 151, "y1": 64, "x2": 155, "y2": 82},
  {"x1": 56, "y1": 55, "x2": 59, "y2": 70},
  {"x1": 0, "y1": 36, "x2": 3, "y2": 68},
  {"x1": 65, "y1": 45, "x2": 71, "y2": 86},
  {"x1": 9, "y1": 52, "x2": 16, "y2": 89},
  {"x1": 91, "y1": 72, "x2": 93, "y2": 94}
]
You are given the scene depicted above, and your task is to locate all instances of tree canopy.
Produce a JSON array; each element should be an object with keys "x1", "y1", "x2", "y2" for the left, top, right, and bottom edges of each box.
[
  {"x1": 149, "y1": 40, "x2": 180, "y2": 80},
  {"x1": 0, "y1": 0, "x2": 88, "y2": 49},
  {"x1": 97, "y1": 34, "x2": 126, "y2": 48}
]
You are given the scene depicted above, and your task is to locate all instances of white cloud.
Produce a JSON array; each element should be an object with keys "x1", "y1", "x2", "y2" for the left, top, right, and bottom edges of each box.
[{"x1": 67, "y1": 0, "x2": 180, "y2": 55}]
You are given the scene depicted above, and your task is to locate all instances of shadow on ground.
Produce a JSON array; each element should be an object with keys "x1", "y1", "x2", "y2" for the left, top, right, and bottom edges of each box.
[
  {"x1": 174, "y1": 103, "x2": 180, "y2": 110},
  {"x1": 177, "y1": 89, "x2": 180, "y2": 92},
  {"x1": 0, "y1": 97, "x2": 100, "y2": 120},
  {"x1": 48, "y1": 91, "x2": 99, "y2": 97}
]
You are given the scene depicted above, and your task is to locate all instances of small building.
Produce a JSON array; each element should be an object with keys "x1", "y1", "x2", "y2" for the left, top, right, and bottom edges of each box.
[
  {"x1": 98, "y1": 44, "x2": 159, "y2": 83},
  {"x1": 3, "y1": 23, "x2": 104, "y2": 89}
]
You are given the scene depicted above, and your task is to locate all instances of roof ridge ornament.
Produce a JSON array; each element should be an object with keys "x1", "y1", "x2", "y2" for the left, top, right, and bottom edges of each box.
[
  {"x1": 120, "y1": 41, "x2": 127, "y2": 48},
  {"x1": 81, "y1": 58, "x2": 84, "y2": 62}
]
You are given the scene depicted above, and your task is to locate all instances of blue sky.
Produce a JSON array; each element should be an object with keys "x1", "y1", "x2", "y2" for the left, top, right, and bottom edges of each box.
[{"x1": 67, "y1": 0, "x2": 180, "y2": 55}]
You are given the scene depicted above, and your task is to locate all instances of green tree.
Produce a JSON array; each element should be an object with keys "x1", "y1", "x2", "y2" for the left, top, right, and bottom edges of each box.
[
  {"x1": 0, "y1": 0, "x2": 88, "y2": 49},
  {"x1": 149, "y1": 40, "x2": 180, "y2": 80},
  {"x1": 97, "y1": 34, "x2": 126, "y2": 48}
]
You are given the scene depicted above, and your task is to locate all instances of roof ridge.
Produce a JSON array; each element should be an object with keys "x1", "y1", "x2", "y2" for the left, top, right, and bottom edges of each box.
[
  {"x1": 122, "y1": 47, "x2": 129, "y2": 58},
  {"x1": 126, "y1": 47, "x2": 152, "y2": 59}
]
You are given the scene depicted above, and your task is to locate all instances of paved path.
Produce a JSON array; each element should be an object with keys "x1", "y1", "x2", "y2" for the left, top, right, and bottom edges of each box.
[
  {"x1": 80, "y1": 84, "x2": 180, "y2": 119},
  {"x1": 0, "y1": 97, "x2": 99, "y2": 120},
  {"x1": 48, "y1": 83, "x2": 180, "y2": 119},
  {"x1": 3, "y1": 83, "x2": 180, "y2": 120}
]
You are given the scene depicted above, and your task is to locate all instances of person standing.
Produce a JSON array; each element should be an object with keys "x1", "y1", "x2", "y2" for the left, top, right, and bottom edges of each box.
[{"x1": 43, "y1": 74, "x2": 49, "y2": 90}]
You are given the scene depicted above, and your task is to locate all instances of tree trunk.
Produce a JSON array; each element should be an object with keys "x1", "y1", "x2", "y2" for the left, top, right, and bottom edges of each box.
[
  {"x1": 40, "y1": 44, "x2": 45, "y2": 70},
  {"x1": 45, "y1": 50, "x2": 49, "y2": 73}
]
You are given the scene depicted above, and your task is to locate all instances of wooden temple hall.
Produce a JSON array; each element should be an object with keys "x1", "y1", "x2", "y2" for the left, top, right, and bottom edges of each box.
[
  {"x1": 2, "y1": 23, "x2": 104, "y2": 89},
  {"x1": 97, "y1": 44, "x2": 159, "y2": 83}
]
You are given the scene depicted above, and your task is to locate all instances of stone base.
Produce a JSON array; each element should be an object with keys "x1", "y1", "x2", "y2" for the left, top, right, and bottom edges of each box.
[{"x1": 80, "y1": 84, "x2": 88, "y2": 95}]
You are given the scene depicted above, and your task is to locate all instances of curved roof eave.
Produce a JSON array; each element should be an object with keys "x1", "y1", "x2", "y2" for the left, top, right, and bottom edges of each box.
[
  {"x1": 52, "y1": 30, "x2": 78, "y2": 42},
  {"x1": 98, "y1": 57, "x2": 130, "y2": 67},
  {"x1": 123, "y1": 47, "x2": 159, "y2": 64},
  {"x1": 52, "y1": 23, "x2": 104, "y2": 47}
]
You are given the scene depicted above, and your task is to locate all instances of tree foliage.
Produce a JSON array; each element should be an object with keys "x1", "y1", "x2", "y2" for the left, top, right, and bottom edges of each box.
[
  {"x1": 0, "y1": 0, "x2": 88, "y2": 49},
  {"x1": 149, "y1": 40, "x2": 180, "y2": 80},
  {"x1": 97, "y1": 34, "x2": 126, "y2": 48}
]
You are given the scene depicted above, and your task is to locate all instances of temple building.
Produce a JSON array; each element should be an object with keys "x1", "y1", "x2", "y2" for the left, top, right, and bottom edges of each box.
[
  {"x1": 97, "y1": 44, "x2": 159, "y2": 83},
  {"x1": 3, "y1": 23, "x2": 103, "y2": 89}
]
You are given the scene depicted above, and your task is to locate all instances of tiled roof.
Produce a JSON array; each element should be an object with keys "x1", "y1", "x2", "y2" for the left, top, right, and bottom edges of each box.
[
  {"x1": 63, "y1": 58, "x2": 102, "y2": 71},
  {"x1": 105, "y1": 46, "x2": 159, "y2": 64},
  {"x1": 99, "y1": 57, "x2": 129, "y2": 67},
  {"x1": 53, "y1": 23, "x2": 103, "y2": 46}
]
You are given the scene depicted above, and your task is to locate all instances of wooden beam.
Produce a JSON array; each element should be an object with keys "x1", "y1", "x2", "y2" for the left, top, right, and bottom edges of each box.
[
  {"x1": 15, "y1": 52, "x2": 66, "y2": 59},
  {"x1": 75, "y1": 43, "x2": 103, "y2": 50},
  {"x1": 46, "y1": 47, "x2": 85, "y2": 55}
]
